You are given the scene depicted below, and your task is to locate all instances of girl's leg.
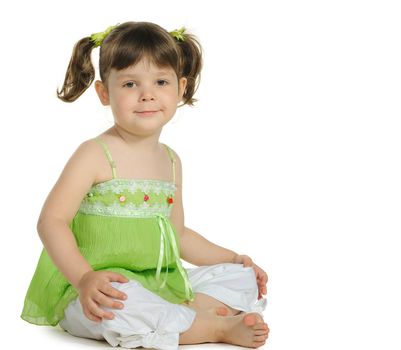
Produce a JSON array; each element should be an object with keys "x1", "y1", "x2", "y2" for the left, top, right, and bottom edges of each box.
[
  {"x1": 185, "y1": 263, "x2": 267, "y2": 316},
  {"x1": 60, "y1": 280, "x2": 197, "y2": 348},
  {"x1": 60, "y1": 279, "x2": 269, "y2": 348},
  {"x1": 183, "y1": 293, "x2": 241, "y2": 316},
  {"x1": 179, "y1": 309, "x2": 269, "y2": 348}
]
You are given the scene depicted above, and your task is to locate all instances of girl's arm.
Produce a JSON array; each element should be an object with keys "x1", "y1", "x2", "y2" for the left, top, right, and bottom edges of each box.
[
  {"x1": 37, "y1": 139, "x2": 149, "y2": 323},
  {"x1": 37, "y1": 139, "x2": 129, "y2": 323},
  {"x1": 37, "y1": 140, "x2": 127, "y2": 288},
  {"x1": 38, "y1": 219, "x2": 93, "y2": 289},
  {"x1": 36, "y1": 140, "x2": 99, "y2": 288},
  {"x1": 180, "y1": 226, "x2": 238, "y2": 266},
  {"x1": 169, "y1": 150, "x2": 239, "y2": 266}
]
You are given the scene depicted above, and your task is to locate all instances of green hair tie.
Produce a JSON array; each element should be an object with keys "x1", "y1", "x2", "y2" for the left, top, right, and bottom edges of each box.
[
  {"x1": 90, "y1": 24, "x2": 119, "y2": 47},
  {"x1": 170, "y1": 27, "x2": 186, "y2": 42}
]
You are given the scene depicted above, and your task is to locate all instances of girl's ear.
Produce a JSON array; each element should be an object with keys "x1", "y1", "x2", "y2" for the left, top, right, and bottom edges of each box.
[
  {"x1": 178, "y1": 77, "x2": 187, "y2": 102},
  {"x1": 94, "y1": 80, "x2": 110, "y2": 105}
]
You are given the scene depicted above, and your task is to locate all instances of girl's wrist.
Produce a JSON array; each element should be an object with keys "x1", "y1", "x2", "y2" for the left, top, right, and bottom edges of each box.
[
  {"x1": 232, "y1": 253, "x2": 239, "y2": 263},
  {"x1": 75, "y1": 268, "x2": 94, "y2": 290}
]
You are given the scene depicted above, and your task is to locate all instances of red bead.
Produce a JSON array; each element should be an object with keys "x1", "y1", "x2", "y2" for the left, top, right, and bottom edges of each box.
[
  {"x1": 168, "y1": 197, "x2": 173, "y2": 204},
  {"x1": 144, "y1": 194, "x2": 149, "y2": 201}
]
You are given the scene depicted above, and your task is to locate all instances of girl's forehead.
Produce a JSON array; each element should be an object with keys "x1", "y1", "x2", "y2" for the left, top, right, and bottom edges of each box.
[{"x1": 112, "y1": 58, "x2": 175, "y2": 77}]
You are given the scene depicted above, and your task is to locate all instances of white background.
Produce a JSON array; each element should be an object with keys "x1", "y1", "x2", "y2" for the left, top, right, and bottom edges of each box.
[{"x1": 1, "y1": 0, "x2": 400, "y2": 349}]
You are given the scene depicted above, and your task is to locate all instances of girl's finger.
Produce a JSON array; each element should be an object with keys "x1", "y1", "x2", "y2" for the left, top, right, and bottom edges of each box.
[
  {"x1": 102, "y1": 283, "x2": 128, "y2": 301},
  {"x1": 263, "y1": 273, "x2": 268, "y2": 282},
  {"x1": 258, "y1": 273, "x2": 267, "y2": 284},
  {"x1": 106, "y1": 272, "x2": 129, "y2": 283},
  {"x1": 94, "y1": 291, "x2": 125, "y2": 310},
  {"x1": 82, "y1": 304, "x2": 102, "y2": 323},
  {"x1": 88, "y1": 297, "x2": 115, "y2": 320}
]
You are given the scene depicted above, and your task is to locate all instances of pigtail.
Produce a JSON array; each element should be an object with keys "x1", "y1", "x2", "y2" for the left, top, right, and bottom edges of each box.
[
  {"x1": 176, "y1": 33, "x2": 203, "y2": 106},
  {"x1": 56, "y1": 37, "x2": 97, "y2": 102}
]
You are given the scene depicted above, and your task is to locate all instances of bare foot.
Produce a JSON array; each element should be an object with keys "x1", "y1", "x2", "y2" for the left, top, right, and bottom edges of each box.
[
  {"x1": 217, "y1": 312, "x2": 269, "y2": 348},
  {"x1": 203, "y1": 306, "x2": 232, "y2": 316},
  {"x1": 215, "y1": 306, "x2": 244, "y2": 316},
  {"x1": 216, "y1": 306, "x2": 229, "y2": 316},
  {"x1": 202, "y1": 306, "x2": 228, "y2": 317}
]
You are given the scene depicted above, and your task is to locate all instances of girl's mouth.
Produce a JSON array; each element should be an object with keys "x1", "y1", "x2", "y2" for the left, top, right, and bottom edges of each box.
[{"x1": 136, "y1": 110, "x2": 159, "y2": 116}]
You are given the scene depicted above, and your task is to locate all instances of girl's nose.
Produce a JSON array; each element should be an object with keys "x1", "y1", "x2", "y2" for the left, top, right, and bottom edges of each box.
[{"x1": 139, "y1": 88, "x2": 155, "y2": 102}]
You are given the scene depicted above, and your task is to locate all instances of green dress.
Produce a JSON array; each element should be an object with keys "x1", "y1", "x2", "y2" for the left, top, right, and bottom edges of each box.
[{"x1": 21, "y1": 137, "x2": 195, "y2": 327}]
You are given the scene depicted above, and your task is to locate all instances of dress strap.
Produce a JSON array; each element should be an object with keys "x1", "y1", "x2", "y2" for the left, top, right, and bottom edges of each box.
[
  {"x1": 94, "y1": 136, "x2": 118, "y2": 179},
  {"x1": 162, "y1": 144, "x2": 176, "y2": 185}
]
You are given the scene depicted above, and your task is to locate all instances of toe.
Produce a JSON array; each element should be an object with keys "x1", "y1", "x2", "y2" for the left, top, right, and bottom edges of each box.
[
  {"x1": 255, "y1": 329, "x2": 269, "y2": 336},
  {"x1": 254, "y1": 321, "x2": 266, "y2": 330},
  {"x1": 252, "y1": 340, "x2": 266, "y2": 348},
  {"x1": 254, "y1": 335, "x2": 267, "y2": 342},
  {"x1": 244, "y1": 312, "x2": 263, "y2": 326},
  {"x1": 243, "y1": 314, "x2": 257, "y2": 326}
]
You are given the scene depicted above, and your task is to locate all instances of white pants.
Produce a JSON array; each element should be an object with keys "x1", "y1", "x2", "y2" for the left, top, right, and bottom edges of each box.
[{"x1": 59, "y1": 263, "x2": 267, "y2": 350}]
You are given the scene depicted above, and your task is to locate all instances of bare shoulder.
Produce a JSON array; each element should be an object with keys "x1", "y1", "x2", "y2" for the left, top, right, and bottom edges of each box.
[{"x1": 37, "y1": 138, "x2": 103, "y2": 228}]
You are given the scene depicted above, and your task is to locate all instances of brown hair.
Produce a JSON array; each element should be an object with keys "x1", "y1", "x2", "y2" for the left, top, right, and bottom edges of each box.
[{"x1": 56, "y1": 21, "x2": 203, "y2": 106}]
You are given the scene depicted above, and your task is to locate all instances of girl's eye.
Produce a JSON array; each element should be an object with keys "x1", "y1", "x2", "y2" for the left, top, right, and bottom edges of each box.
[
  {"x1": 157, "y1": 80, "x2": 168, "y2": 86},
  {"x1": 123, "y1": 82, "x2": 137, "y2": 88}
]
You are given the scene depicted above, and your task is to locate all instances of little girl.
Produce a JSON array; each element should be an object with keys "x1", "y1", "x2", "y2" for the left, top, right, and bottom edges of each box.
[{"x1": 21, "y1": 21, "x2": 269, "y2": 350}]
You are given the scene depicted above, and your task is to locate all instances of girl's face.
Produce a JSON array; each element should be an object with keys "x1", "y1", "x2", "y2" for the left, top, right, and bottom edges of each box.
[{"x1": 95, "y1": 58, "x2": 187, "y2": 137}]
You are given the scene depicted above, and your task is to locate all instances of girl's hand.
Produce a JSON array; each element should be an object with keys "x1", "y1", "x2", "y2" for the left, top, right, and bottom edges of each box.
[
  {"x1": 233, "y1": 254, "x2": 268, "y2": 300},
  {"x1": 77, "y1": 270, "x2": 129, "y2": 323}
]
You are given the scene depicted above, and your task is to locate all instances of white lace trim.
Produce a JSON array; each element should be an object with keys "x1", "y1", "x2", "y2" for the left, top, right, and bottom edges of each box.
[
  {"x1": 79, "y1": 200, "x2": 173, "y2": 218},
  {"x1": 91, "y1": 179, "x2": 176, "y2": 196}
]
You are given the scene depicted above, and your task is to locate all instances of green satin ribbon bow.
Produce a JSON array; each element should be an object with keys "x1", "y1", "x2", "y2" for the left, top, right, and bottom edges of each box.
[
  {"x1": 169, "y1": 27, "x2": 186, "y2": 42},
  {"x1": 156, "y1": 214, "x2": 194, "y2": 302},
  {"x1": 90, "y1": 24, "x2": 119, "y2": 47},
  {"x1": 90, "y1": 24, "x2": 185, "y2": 48}
]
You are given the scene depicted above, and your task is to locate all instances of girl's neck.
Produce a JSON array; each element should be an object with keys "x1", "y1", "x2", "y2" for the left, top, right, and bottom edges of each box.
[{"x1": 107, "y1": 124, "x2": 163, "y2": 155}]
